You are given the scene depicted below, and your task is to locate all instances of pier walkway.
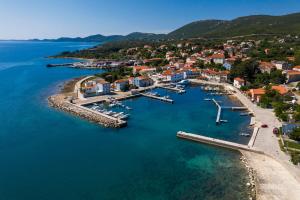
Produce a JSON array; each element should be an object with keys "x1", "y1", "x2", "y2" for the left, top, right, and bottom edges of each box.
[
  {"x1": 177, "y1": 131, "x2": 263, "y2": 153},
  {"x1": 212, "y1": 99, "x2": 222, "y2": 123},
  {"x1": 140, "y1": 93, "x2": 174, "y2": 103},
  {"x1": 157, "y1": 85, "x2": 185, "y2": 93}
]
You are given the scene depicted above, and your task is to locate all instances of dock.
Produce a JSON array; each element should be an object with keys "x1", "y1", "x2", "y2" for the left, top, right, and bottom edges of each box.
[
  {"x1": 222, "y1": 106, "x2": 247, "y2": 110},
  {"x1": 140, "y1": 93, "x2": 174, "y2": 103},
  {"x1": 177, "y1": 131, "x2": 263, "y2": 153},
  {"x1": 157, "y1": 85, "x2": 186, "y2": 93},
  {"x1": 212, "y1": 99, "x2": 222, "y2": 124}
]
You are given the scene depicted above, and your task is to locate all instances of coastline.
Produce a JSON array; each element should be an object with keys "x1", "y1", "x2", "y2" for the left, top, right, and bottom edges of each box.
[
  {"x1": 50, "y1": 77, "x2": 300, "y2": 199},
  {"x1": 190, "y1": 79, "x2": 300, "y2": 199}
]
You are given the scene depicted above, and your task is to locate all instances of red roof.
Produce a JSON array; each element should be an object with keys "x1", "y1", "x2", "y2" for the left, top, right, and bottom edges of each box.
[
  {"x1": 209, "y1": 53, "x2": 225, "y2": 59},
  {"x1": 271, "y1": 85, "x2": 288, "y2": 95},
  {"x1": 234, "y1": 77, "x2": 245, "y2": 82}
]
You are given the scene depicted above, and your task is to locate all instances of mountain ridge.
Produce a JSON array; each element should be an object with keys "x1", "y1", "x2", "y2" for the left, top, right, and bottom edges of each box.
[{"x1": 29, "y1": 12, "x2": 300, "y2": 43}]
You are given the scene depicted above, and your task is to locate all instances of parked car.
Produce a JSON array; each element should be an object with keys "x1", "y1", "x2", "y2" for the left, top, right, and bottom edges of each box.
[
  {"x1": 261, "y1": 124, "x2": 268, "y2": 128},
  {"x1": 273, "y1": 128, "x2": 279, "y2": 135}
]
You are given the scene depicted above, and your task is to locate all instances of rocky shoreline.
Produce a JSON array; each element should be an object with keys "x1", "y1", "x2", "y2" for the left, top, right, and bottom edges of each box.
[
  {"x1": 240, "y1": 154, "x2": 257, "y2": 200},
  {"x1": 48, "y1": 94, "x2": 126, "y2": 128}
]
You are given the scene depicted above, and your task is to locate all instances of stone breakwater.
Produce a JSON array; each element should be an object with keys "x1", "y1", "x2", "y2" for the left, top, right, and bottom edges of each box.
[{"x1": 48, "y1": 94, "x2": 127, "y2": 128}]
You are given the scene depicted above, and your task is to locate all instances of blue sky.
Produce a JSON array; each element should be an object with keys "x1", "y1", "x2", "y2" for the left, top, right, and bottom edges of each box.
[{"x1": 0, "y1": 0, "x2": 300, "y2": 39}]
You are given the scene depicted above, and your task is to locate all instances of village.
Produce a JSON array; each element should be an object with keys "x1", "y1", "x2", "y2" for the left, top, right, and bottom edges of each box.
[{"x1": 55, "y1": 36, "x2": 300, "y2": 165}]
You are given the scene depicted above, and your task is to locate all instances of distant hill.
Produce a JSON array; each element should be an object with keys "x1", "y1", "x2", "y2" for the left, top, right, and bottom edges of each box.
[
  {"x1": 32, "y1": 12, "x2": 300, "y2": 43},
  {"x1": 168, "y1": 12, "x2": 300, "y2": 39},
  {"x1": 34, "y1": 32, "x2": 166, "y2": 43}
]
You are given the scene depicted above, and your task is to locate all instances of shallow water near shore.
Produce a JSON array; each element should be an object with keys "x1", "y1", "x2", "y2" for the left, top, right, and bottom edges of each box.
[{"x1": 0, "y1": 41, "x2": 251, "y2": 200}]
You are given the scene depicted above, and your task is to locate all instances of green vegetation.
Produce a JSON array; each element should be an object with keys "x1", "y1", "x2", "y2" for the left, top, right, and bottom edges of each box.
[
  {"x1": 289, "y1": 127, "x2": 300, "y2": 141},
  {"x1": 95, "y1": 67, "x2": 134, "y2": 83},
  {"x1": 168, "y1": 13, "x2": 300, "y2": 39}
]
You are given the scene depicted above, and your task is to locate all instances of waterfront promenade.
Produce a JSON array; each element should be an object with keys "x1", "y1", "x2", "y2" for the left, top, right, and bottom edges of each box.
[{"x1": 189, "y1": 79, "x2": 300, "y2": 199}]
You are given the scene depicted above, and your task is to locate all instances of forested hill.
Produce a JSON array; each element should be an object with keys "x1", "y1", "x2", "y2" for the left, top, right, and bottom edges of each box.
[
  {"x1": 34, "y1": 12, "x2": 300, "y2": 42},
  {"x1": 168, "y1": 12, "x2": 300, "y2": 39}
]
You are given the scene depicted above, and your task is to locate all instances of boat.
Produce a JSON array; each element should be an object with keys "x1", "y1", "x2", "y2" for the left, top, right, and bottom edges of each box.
[
  {"x1": 240, "y1": 133, "x2": 250, "y2": 137},
  {"x1": 119, "y1": 114, "x2": 130, "y2": 120},
  {"x1": 177, "y1": 80, "x2": 190, "y2": 85},
  {"x1": 204, "y1": 98, "x2": 211, "y2": 101},
  {"x1": 125, "y1": 106, "x2": 132, "y2": 110}
]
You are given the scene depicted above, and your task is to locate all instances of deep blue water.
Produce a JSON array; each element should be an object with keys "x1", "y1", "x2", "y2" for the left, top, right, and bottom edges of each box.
[{"x1": 0, "y1": 41, "x2": 251, "y2": 200}]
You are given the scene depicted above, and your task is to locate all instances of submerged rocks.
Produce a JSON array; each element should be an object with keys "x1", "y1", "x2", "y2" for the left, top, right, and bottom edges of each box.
[{"x1": 48, "y1": 95, "x2": 127, "y2": 128}]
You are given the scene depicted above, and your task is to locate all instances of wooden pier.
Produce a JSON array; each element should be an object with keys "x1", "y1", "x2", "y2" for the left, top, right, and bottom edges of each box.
[
  {"x1": 177, "y1": 131, "x2": 263, "y2": 153},
  {"x1": 140, "y1": 93, "x2": 174, "y2": 103}
]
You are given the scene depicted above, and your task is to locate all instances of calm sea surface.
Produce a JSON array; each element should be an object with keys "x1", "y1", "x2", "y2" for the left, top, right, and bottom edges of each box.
[{"x1": 0, "y1": 41, "x2": 251, "y2": 200}]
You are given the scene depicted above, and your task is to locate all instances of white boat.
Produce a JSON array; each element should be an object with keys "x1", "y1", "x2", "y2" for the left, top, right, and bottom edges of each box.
[
  {"x1": 125, "y1": 106, "x2": 132, "y2": 110},
  {"x1": 119, "y1": 114, "x2": 130, "y2": 120},
  {"x1": 178, "y1": 80, "x2": 190, "y2": 85},
  {"x1": 240, "y1": 133, "x2": 250, "y2": 137}
]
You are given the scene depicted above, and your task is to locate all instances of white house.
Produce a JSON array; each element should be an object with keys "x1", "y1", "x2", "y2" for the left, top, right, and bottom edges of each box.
[
  {"x1": 272, "y1": 60, "x2": 290, "y2": 70},
  {"x1": 210, "y1": 53, "x2": 225, "y2": 64},
  {"x1": 233, "y1": 77, "x2": 245, "y2": 89},
  {"x1": 114, "y1": 79, "x2": 129, "y2": 91},
  {"x1": 133, "y1": 76, "x2": 154, "y2": 87},
  {"x1": 162, "y1": 70, "x2": 184, "y2": 82},
  {"x1": 95, "y1": 79, "x2": 111, "y2": 94},
  {"x1": 82, "y1": 79, "x2": 111, "y2": 96}
]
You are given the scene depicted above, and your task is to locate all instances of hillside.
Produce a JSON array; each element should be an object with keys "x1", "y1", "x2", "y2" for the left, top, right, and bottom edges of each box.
[
  {"x1": 38, "y1": 12, "x2": 300, "y2": 43},
  {"x1": 168, "y1": 12, "x2": 300, "y2": 39},
  {"x1": 36, "y1": 32, "x2": 165, "y2": 43}
]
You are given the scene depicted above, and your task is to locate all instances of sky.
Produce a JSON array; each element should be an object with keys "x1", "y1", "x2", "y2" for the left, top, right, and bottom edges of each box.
[{"x1": 0, "y1": 0, "x2": 300, "y2": 39}]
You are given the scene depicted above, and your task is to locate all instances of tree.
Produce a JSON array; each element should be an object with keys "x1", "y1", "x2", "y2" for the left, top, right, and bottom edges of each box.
[
  {"x1": 290, "y1": 127, "x2": 300, "y2": 141},
  {"x1": 229, "y1": 59, "x2": 259, "y2": 82}
]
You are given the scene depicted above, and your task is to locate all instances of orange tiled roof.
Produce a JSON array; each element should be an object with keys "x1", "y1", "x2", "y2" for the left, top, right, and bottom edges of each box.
[
  {"x1": 234, "y1": 77, "x2": 245, "y2": 82},
  {"x1": 250, "y1": 88, "x2": 265, "y2": 95},
  {"x1": 271, "y1": 85, "x2": 288, "y2": 95},
  {"x1": 287, "y1": 70, "x2": 300, "y2": 75},
  {"x1": 209, "y1": 53, "x2": 225, "y2": 59},
  {"x1": 114, "y1": 79, "x2": 128, "y2": 83}
]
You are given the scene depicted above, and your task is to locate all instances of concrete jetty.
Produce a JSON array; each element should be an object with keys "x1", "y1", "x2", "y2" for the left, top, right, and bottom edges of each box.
[
  {"x1": 140, "y1": 93, "x2": 174, "y2": 103},
  {"x1": 212, "y1": 99, "x2": 222, "y2": 124},
  {"x1": 177, "y1": 131, "x2": 263, "y2": 153},
  {"x1": 157, "y1": 85, "x2": 185, "y2": 93},
  {"x1": 222, "y1": 106, "x2": 248, "y2": 110}
]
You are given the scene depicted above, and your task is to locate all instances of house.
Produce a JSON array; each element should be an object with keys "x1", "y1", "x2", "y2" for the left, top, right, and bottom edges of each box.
[
  {"x1": 182, "y1": 68, "x2": 200, "y2": 79},
  {"x1": 249, "y1": 85, "x2": 288, "y2": 103},
  {"x1": 271, "y1": 85, "x2": 288, "y2": 95},
  {"x1": 209, "y1": 53, "x2": 225, "y2": 64},
  {"x1": 162, "y1": 70, "x2": 184, "y2": 82},
  {"x1": 82, "y1": 79, "x2": 111, "y2": 97},
  {"x1": 233, "y1": 77, "x2": 245, "y2": 89},
  {"x1": 271, "y1": 60, "x2": 290, "y2": 70},
  {"x1": 186, "y1": 57, "x2": 197, "y2": 66},
  {"x1": 284, "y1": 70, "x2": 300, "y2": 83},
  {"x1": 133, "y1": 66, "x2": 150, "y2": 74},
  {"x1": 259, "y1": 61, "x2": 276, "y2": 73},
  {"x1": 133, "y1": 76, "x2": 154, "y2": 87},
  {"x1": 249, "y1": 88, "x2": 266, "y2": 103},
  {"x1": 292, "y1": 66, "x2": 300, "y2": 72},
  {"x1": 201, "y1": 69, "x2": 229, "y2": 83},
  {"x1": 114, "y1": 79, "x2": 129, "y2": 91},
  {"x1": 95, "y1": 79, "x2": 111, "y2": 95}
]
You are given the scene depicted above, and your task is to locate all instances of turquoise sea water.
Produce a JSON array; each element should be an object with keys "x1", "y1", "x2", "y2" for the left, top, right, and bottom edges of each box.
[{"x1": 0, "y1": 41, "x2": 251, "y2": 200}]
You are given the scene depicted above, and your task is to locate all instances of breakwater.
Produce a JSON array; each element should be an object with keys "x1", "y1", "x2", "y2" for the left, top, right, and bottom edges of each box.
[{"x1": 48, "y1": 94, "x2": 127, "y2": 128}]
